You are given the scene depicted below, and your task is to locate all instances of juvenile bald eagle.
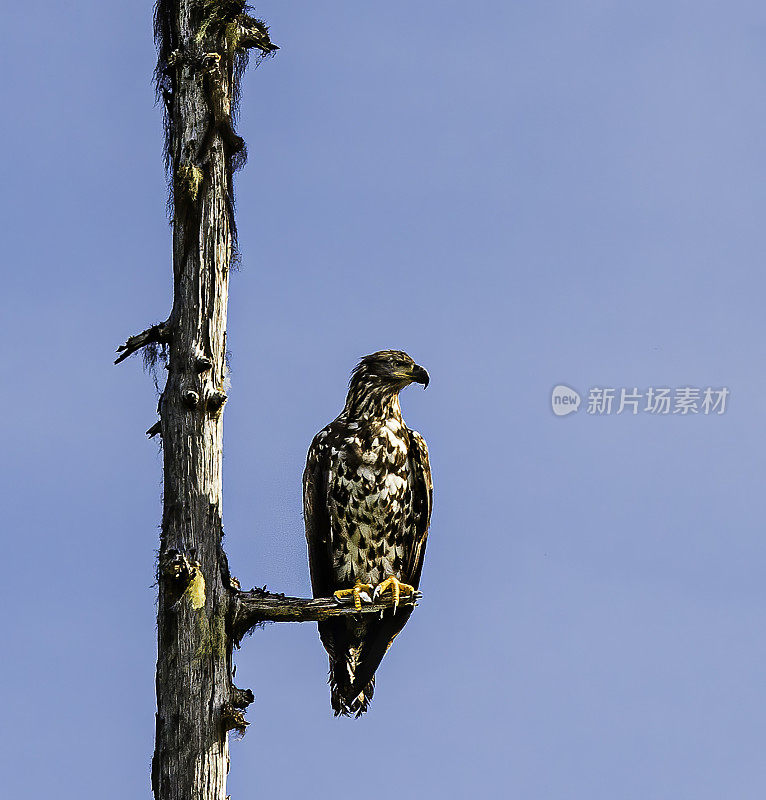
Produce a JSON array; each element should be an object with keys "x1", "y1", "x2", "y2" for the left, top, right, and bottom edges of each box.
[{"x1": 303, "y1": 350, "x2": 433, "y2": 716}]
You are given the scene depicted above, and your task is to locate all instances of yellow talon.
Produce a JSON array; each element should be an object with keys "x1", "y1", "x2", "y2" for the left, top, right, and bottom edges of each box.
[
  {"x1": 373, "y1": 576, "x2": 416, "y2": 610},
  {"x1": 334, "y1": 581, "x2": 374, "y2": 611}
]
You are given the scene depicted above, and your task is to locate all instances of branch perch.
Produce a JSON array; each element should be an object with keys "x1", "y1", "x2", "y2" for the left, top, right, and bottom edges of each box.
[{"x1": 232, "y1": 590, "x2": 421, "y2": 643}]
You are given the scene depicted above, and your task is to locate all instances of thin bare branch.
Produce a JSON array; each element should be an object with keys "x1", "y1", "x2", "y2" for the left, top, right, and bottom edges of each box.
[
  {"x1": 232, "y1": 16, "x2": 280, "y2": 54},
  {"x1": 232, "y1": 590, "x2": 421, "y2": 643},
  {"x1": 115, "y1": 321, "x2": 170, "y2": 364}
]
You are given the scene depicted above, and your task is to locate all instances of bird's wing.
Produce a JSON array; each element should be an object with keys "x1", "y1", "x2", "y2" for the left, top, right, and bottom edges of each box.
[
  {"x1": 403, "y1": 428, "x2": 433, "y2": 589},
  {"x1": 306, "y1": 424, "x2": 368, "y2": 711},
  {"x1": 303, "y1": 428, "x2": 335, "y2": 599}
]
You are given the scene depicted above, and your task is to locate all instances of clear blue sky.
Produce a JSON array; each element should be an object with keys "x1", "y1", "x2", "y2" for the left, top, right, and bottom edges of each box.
[{"x1": 3, "y1": 2, "x2": 766, "y2": 798}]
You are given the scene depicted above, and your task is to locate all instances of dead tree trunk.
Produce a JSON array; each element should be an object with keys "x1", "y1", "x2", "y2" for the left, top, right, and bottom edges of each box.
[
  {"x1": 116, "y1": 4, "x2": 279, "y2": 799},
  {"x1": 116, "y1": 5, "x2": 417, "y2": 799}
]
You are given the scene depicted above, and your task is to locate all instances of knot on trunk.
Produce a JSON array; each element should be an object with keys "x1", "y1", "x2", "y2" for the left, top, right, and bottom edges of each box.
[
  {"x1": 231, "y1": 686, "x2": 254, "y2": 709},
  {"x1": 207, "y1": 388, "x2": 227, "y2": 415},
  {"x1": 182, "y1": 388, "x2": 200, "y2": 408},
  {"x1": 195, "y1": 355, "x2": 213, "y2": 372},
  {"x1": 159, "y1": 550, "x2": 200, "y2": 605},
  {"x1": 222, "y1": 702, "x2": 249, "y2": 735}
]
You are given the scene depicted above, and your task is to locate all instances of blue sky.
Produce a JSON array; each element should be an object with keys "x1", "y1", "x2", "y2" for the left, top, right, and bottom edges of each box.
[{"x1": 3, "y1": 1, "x2": 766, "y2": 798}]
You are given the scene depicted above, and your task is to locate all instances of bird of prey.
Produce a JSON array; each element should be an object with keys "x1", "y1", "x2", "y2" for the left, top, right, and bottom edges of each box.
[{"x1": 303, "y1": 350, "x2": 433, "y2": 716}]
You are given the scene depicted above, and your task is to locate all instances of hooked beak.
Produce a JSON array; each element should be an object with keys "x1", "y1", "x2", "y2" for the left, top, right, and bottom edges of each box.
[{"x1": 411, "y1": 364, "x2": 430, "y2": 389}]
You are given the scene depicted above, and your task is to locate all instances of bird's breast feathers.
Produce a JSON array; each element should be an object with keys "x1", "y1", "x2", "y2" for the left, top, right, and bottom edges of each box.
[{"x1": 315, "y1": 415, "x2": 417, "y2": 586}]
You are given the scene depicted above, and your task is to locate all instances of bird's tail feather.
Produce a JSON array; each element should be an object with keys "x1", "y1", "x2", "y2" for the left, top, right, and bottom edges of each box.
[{"x1": 329, "y1": 657, "x2": 375, "y2": 717}]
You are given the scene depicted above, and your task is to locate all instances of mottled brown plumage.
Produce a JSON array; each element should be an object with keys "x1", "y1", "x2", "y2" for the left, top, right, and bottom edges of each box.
[{"x1": 303, "y1": 351, "x2": 433, "y2": 716}]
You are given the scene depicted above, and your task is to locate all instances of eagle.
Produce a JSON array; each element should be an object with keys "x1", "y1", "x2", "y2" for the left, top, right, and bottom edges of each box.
[{"x1": 303, "y1": 350, "x2": 433, "y2": 716}]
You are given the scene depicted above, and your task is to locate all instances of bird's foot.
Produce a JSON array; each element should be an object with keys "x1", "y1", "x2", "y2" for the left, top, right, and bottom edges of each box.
[
  {"x1": 373, "y1": 576, "x2": 417, "y2": 611},
  {"x1": 334, "y1": 581, "x2": 374, "y2": 611}
]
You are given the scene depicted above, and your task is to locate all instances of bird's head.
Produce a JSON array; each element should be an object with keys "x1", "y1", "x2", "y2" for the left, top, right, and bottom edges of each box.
[
  {"x1": 345, "y1": 350, "x2": 429, "y2": 415},
  {"x1": 350, "y1": 350, "x2": 429, "y2": 392}
]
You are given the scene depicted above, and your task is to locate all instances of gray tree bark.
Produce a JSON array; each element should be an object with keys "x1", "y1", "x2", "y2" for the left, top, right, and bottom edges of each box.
[
  {"x1": 115, "y1": 5, "x2": 416, "y2": 799},
  {"x1": 118, "y1": 4, "x2": 279, "y2": 799},
  {"x1": 151, "y1": 3, "x2": 238, "y2": 796}
]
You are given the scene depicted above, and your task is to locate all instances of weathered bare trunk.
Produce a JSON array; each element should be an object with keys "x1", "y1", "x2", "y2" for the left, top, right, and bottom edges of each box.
[
  {"x1": 152, "y1": 20, "x2": 232, "y2": 800},
  {"x1": 147, "y1": 3, "x2": 274, "y2": 798}
]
